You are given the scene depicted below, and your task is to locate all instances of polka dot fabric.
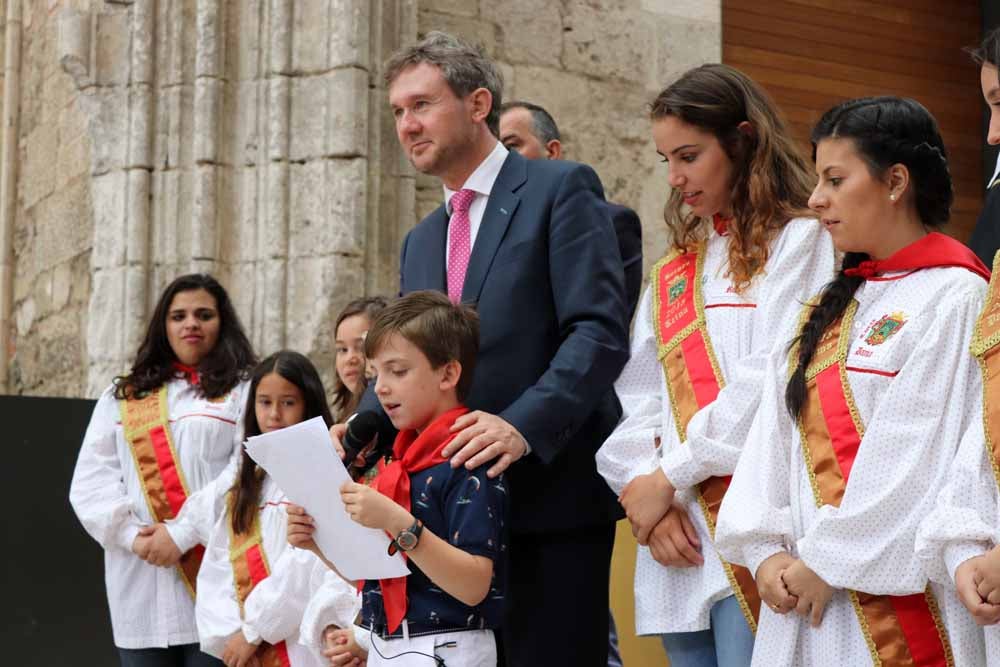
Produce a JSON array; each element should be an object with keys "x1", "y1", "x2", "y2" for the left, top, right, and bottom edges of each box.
[
  {"x1": 716, "y1": 266, "x2": 988, "y2": 666},
  {"x1": 596, "y1": 218, "x2": 835, "y2": 635},
  {"x1": 917, "y1": 385, "x2": 1000, "y2": 663},
  {"x1": 446, "y1": 188, "x2": 476, "y2": 303}
]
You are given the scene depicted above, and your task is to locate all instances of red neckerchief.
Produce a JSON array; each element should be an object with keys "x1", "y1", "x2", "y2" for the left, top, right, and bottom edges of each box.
[
  {"x1": 844, "y1": 232, "x2": 990, "y2": 282},
  {"x1": 366, "y1": 405, "x2": 469, "y2": 633},
  {"x1": 172, "y1": 361, "x2": 200, "y2": 386},
  {"x1": 712, "y1": 213, "x2": 730, "y2": 236}
]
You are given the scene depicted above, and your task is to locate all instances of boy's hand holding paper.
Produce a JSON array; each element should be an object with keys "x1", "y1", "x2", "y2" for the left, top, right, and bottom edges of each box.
[{"x1": 244, "y1": 416, "x2": 408, "y2": 581}]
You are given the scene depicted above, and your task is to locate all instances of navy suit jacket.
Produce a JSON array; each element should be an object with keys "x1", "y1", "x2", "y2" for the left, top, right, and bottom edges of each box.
[
  {"x1": 367, "y1": 150, "x2": 629, "y2": 533},
  {"x1": 608, "y1": 202, "x2": 642, "y2": 323}
]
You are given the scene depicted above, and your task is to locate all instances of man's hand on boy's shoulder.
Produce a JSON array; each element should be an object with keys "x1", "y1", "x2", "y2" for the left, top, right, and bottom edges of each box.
[{"x1": 443, "y1": 411, "x2": 527, "y2": 478}]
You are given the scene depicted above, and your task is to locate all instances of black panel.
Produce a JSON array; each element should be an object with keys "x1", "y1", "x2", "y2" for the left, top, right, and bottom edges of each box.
[{"x1": 0, "y1": 395, "x2": 117, "y2": 665}]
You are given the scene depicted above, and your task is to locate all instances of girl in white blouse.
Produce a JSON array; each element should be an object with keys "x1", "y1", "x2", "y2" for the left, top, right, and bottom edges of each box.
[
  {"x1": 716, "y1": 97, "x2": 991, "y2": 666},
  {"x1": 595, "y1": 63, "x2": 836, "y2": 666},
  {"x1": 71, "y1": 273, "x2": 257, "y2": 667},
  {"x1": 196, "y1": 350, "x2": 357, "y2": 667}
]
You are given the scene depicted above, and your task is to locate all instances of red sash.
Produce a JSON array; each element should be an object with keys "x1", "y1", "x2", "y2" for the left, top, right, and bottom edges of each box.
[
  {"x1": 120, "y1": 387, "x2": 205, "y2": 596},
  {"x1": 651, "y1": 246, "x2": 761, "y2": 632},
  {"x1": 228, "y1": 497, "x2": 291, "y2": 667},
  {"x1": 793, "y1": 300, "x2": 952, "y2": 666},
  {"x1": 972, "y1": 250, "x2": 1000, "y2": 492}
]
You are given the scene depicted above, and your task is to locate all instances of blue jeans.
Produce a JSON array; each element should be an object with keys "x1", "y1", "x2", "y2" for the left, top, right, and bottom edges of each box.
[
  {"x1": 118, "y1": 644, "x2": 224, "y2": 667},
  {"x1": 660, "y1": 595, "x2": 754, "y2": 667}
]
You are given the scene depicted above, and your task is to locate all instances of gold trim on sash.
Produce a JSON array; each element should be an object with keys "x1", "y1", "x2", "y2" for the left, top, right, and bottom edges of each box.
[
  {"x1": 120, "y1": 386, "x2": 202, "y2": 596},
  {"x1": 227, "y1": 494, "x2": 289, "y2": 667},
  {"x1": 972, "y1": 250, "x2": 1000, "y2": 491},
  {"x1": 793, "y1": 301, "x2": 953, "y2": 666},
  {"x1": 651, "y1": 244, "x2": 761, "y2": 632}
]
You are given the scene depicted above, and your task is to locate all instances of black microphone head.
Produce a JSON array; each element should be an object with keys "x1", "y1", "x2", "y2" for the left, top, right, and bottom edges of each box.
[{"x1": 346, "y1": 410, "x2": 381, "y2": 443}]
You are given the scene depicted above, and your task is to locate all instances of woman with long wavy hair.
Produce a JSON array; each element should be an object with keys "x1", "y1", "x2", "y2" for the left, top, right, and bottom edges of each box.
[
  {"x1": 71, "y1": 274, "x2": 257, "y2": 667},
  {"x1": 716, "y1": 97, "x2": 990, "y2": 665},
  {"x1": 596, "y1": 64, "x2": 836, "y2": 666}
]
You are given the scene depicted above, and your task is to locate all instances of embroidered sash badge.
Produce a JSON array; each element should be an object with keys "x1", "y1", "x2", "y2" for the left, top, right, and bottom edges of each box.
[
  {"x1": 668, "y1": 277, "x2": 688, "y2": 304},
  {"x1": 864, "y1": 312, "x2": 907, "y2": 346}
]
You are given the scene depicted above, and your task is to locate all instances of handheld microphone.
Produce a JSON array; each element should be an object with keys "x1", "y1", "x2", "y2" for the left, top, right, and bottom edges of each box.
[{"x1": 342, "y1": 410, "x2": 381, "y2": 465}]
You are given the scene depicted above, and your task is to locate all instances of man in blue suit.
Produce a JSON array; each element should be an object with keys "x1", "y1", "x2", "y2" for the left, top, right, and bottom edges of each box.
[
  {"x1": 374, "y1": 31, "x2": 629, "y2": 666},
  {"x1": 499, "y1": 100, "x2": 643, "y2": 324}
]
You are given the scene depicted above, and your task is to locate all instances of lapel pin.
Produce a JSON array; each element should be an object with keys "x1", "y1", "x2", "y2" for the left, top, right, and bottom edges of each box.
[{"x1": 500, "y1": 208, "x2": 508, "y2": 215}]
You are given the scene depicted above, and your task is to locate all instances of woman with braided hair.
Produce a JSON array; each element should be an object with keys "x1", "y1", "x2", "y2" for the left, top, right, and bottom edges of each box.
[{"x1": 715, "y1": 97, "x2": 990, "y2": 666}]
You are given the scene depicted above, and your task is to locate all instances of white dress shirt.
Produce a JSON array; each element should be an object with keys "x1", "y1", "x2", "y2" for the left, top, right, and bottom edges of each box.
[{"x1": 70, "y1": 378, "x2": 248, "y2": 648}]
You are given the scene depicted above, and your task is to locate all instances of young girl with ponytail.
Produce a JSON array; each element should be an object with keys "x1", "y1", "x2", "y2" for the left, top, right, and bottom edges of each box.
[
  {"x1": 716, "y1": 97, "x2": 990, "y2": 666},
  {"x1": 595, "y1": 63, "x2": 836, "y2": 666}
]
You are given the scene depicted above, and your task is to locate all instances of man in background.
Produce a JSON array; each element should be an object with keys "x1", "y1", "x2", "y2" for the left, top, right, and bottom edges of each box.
[
  {"x1": 500, "y1": 100, "x2": 640, "y2": 667},
  {"x1": 500, "y1": 101, "x2": 643, "y2": 323}
]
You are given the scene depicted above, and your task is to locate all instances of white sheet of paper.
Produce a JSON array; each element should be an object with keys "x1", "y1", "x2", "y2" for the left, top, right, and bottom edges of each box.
[{"x1": 244, "y1": 416, "x2": 409, "y2": 581}]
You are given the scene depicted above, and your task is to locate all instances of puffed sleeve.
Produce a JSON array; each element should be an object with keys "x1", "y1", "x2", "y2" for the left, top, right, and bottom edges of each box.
[
  {"x1": 916, "y1": 400, "x2": 1000, "y2": 584},
  {"x1": 796, "y1": 288, "x2": 985, "y2": 594},
  {"x1": 715, "y1": 348, "x2": 797, "y2": 577},
  {"x1": 595, "y1": 286, "x2": 663, "y2": 495},
  {"x1": 166, "y1": 382, "x2": 249, "y2": 552},
  {"x1": 195, "y1": 511, "x2": 243, "y2": 658},
  {"x1": 299, "y1": 555, "x2": 363, "y2": 657},
  {"x1": 662, "y1": 219, "x2": 836, "y2": 491},
  {"x1": 166, "y1": 454, "x2": 240, "y2": 553},
  {"x1": 69, "y1": 386, "x2": 143, "y2": 552},
  {"x1": 242, "y1": 546, "x2": 313, "y2": 646}
]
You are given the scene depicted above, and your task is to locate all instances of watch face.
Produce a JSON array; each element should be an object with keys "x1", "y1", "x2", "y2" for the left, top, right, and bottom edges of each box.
[{"x1": 396, "y1": 530, "x2": 418, "y2": 551}]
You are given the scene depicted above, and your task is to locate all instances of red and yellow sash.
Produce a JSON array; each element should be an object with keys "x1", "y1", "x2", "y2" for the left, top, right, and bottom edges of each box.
[
  {"x1": 651, "y1": 245, "x2": 761, "y2": 632},
  {"x1": 228, "y1": 500, "x2": 291, "y2": 667},
  {"x1": 972, "y1": 250, "x2": 1000, "y2": 491},
  {"x1": 120, "y1": 386, "x2": 205, "y2": 596},
  {"x1": 794, "y1": 300, "x2": 953, "y2": 666}
]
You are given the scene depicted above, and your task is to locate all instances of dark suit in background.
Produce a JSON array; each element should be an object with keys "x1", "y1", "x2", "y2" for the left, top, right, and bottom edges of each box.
[
  {"x1": 368, "y1": 149, "x2": 629, "y2": 665},
  {"x1": 608, "y1": 202, "x2": 642, "y2": 323}
]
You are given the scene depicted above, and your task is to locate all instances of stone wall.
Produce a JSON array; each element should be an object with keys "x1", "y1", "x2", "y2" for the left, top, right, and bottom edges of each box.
[
  {"x1": 8, "y1": 0, "x2": 94, "y2": 397},
  {"x1": 415, "y1": 0, "x2": 722, "y2": 282},
  {"x1": 4, "y1": 0, "x2": 418, "y2": 398},
  {"x1": 3, "y1": 0, "x2": 720, "y2": 399}
]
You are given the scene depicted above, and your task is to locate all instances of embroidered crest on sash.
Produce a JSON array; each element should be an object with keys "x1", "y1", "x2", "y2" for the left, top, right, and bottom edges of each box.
[
  {"x1": 792, "y1": 300, "x2": 953, "y2": 666},
  {"x1": 651, "y1": 244, "x2": 761, "y2": 632},
  {"x1": 864, "y1": 312, "x2": 907, "y2": 346},
  {"x1": 668, "y1": 277, "x2": 687, "y2": 304}
]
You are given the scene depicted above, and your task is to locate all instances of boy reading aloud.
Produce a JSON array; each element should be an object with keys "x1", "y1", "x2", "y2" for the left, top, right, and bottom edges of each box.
[{"x1": 289, "y1": 290, "x2": 507, "y2": 666}]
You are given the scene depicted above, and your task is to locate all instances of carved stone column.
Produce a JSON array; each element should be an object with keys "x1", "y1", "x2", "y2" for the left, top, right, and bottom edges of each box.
[{"x1": 57, "y1": 0, "x2": 416, "y2": 397}]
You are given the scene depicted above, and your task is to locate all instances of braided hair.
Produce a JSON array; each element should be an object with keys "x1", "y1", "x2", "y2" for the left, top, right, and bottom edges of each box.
[{"x1": 785, "y1": 97, "x2": 952, "y2": 417}]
